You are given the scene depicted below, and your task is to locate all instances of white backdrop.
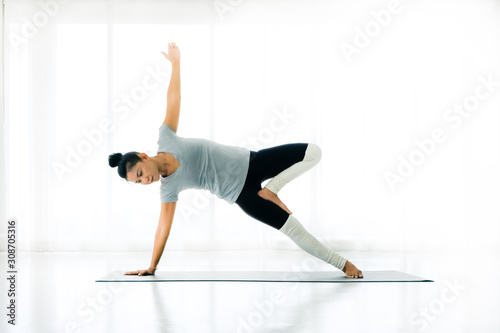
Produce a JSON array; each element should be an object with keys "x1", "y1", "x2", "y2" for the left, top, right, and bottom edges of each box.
[{"x1": 1, "y1": 0, "x2": 499, "y2": 252}]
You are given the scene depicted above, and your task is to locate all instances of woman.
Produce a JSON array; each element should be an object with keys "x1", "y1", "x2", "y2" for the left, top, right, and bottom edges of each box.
[{"x1": 108, "y1": 42, "x2": 363, "y2": 279}]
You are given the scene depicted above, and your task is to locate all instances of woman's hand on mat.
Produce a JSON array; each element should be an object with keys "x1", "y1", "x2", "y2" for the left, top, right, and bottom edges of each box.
[
  {"x1": 124, "y1": 267, "x2": 156, "y2": 276},
  {"x1": 342, "y1": 261, "x2": 363, "y2": 279},
  {"x1": 161, "y1": 42, "x2": 180, "y2": 64}
]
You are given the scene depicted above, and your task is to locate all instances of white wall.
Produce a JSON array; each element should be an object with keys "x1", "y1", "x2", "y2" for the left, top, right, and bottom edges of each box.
[{"x1": 2, "y1": 0, "x2": 500, "y2": 252}]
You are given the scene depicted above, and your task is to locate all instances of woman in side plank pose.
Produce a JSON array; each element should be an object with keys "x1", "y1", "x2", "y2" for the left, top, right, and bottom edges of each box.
[{"x1": 108, "y1": 42, "x2": 363, "y2": 279}]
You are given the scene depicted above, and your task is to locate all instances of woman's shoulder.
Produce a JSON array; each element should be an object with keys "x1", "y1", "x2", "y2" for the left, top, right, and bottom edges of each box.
[
  {"x1": 158, "y1": 124, "x2": 180, "y2": 150},
  {"x1": 159, "y1": 123, "x2": 177, "y2": 137},
  {"x1": 159, "y1": 174, "x2": 181, "y2": 203}
]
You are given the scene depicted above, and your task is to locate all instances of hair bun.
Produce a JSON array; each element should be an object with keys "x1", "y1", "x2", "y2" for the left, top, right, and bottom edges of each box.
[{"x1": 108, "y1": 153, "x2": 123, "y2": 168}]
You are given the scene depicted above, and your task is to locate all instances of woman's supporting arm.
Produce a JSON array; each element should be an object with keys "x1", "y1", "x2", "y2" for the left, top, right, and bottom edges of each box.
[
  {"x1": 148, "y1": 202, "x2": 176, "y2": 272},
  {"x1": 124, "y1": 202, "x2": 176, "y2": 276}
]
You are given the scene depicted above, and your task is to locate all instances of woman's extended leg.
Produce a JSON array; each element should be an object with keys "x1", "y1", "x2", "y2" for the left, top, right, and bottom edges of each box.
[
  {"x1": 279, "y1": 215, "x2": 347, "y2": 270},
  {"x1": 236, "y1": 191, "x2": 362, "y2": 277}
]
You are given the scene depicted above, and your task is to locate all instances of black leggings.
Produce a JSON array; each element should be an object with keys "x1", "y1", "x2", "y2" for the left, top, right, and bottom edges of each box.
[{"x1": 235, "y1": 143, "x2": 308, "y2": 230}]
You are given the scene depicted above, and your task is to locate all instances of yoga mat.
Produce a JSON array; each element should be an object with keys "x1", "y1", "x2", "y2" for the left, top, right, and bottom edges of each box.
[{"x1": 96, "y1": 270, "x2": 433, "y2": 283}]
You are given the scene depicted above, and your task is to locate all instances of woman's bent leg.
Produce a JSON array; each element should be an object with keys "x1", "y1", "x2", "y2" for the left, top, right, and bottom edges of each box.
[
  {"x1": 265, "y1": 143, "x2": 322, "y2": 194},
  {"x1": 235, "y1": 188, "x2": 290, "y2": 230}
]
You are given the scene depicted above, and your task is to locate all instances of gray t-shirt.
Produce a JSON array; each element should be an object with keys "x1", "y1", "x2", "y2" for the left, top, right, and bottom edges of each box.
[{"x1": 157, "y1": 124, "x2": 250, "y2": 204}]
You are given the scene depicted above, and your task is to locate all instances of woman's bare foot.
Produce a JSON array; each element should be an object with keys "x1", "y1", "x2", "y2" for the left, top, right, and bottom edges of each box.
[
  {"x1": 342, "y1": 261, "x2": 363, "y2": 278},
  {"x1": 257, "y1": 188, "x2": 292, "y2": 215}
]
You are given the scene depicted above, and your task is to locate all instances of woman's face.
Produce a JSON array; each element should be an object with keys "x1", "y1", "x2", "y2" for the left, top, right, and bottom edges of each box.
[{"x1": 127, "y1": 155, "x2": 159, "y2": 185}]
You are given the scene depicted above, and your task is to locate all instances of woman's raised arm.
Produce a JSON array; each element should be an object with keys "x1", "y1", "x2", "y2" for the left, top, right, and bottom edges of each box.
[{"x1": 161, "y1": 42, "x2": 181, "y2": 132}]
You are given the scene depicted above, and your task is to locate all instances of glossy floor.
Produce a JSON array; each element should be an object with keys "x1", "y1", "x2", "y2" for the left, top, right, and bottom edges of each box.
[{"x1": 1, "y1": 250, "x2": 499, "y2": 333}]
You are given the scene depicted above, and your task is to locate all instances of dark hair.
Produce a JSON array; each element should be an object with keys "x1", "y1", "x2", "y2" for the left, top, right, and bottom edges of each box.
[{"x1": 108, "y1": 152, "x2": 142, "y2": 180}]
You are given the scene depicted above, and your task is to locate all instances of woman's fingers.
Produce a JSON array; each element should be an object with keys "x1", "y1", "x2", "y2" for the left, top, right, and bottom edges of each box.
[
  {"x1": 123, "y1": 268, "x2": 159, "y2": 276},
  {"x1": 161, "y1": 42, "x2": 179, "y2": 62},
  {"x1": 123, "y1": 268, "x2": 155, "y2": 276}
]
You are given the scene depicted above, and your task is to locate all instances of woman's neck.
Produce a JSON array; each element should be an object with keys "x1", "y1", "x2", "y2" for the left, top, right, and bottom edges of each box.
[{"x1": 156, "y1": 153, "x2": 178, "y2": 177}]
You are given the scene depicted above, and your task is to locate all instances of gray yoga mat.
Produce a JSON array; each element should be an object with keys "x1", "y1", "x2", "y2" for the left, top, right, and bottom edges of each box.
[{"x1": 96, "y1": 270, "x2": 433, "y2": 283}]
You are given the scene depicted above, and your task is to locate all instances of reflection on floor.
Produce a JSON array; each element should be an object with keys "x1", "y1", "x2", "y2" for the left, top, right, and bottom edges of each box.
[{"x1": 1, "y1": 250, "x2": 499, "y2": 333}]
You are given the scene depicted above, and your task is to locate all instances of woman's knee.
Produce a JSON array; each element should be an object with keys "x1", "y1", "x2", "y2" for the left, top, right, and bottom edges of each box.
[{"x1": 305, "y1": 143, "x2": 322, "y2": 163}]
